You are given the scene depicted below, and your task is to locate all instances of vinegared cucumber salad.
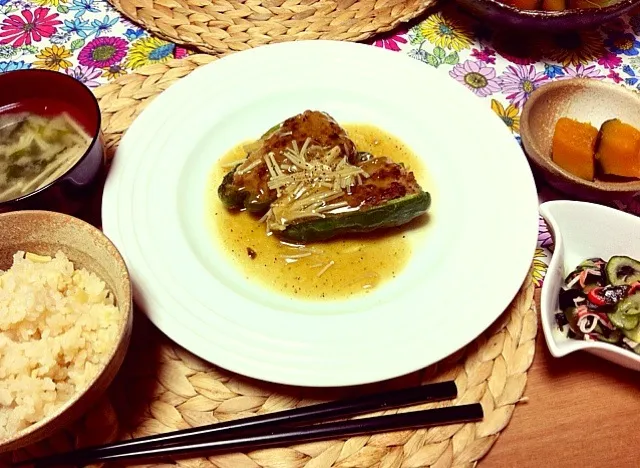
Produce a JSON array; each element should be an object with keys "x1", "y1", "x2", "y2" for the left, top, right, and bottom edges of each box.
[{"x1": 558, "y1": 256, "x2": 640, "y2": 354}]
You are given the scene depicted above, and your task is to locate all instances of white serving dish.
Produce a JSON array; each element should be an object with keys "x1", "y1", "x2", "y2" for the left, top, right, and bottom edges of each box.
[{"x1": 540, "y1": 200, "x2": 640, "y2": 371}]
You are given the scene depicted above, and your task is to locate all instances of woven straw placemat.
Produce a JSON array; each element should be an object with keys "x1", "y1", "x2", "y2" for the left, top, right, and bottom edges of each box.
[
  {"x1": 107, "y1": 0, "x2": 438, "y2": 55},
  {"x1": 7, "y1": 56, "x2": 538, "y2": 467}
]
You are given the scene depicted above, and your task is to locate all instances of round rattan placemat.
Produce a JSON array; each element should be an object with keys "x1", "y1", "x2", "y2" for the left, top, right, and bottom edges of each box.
[
  {"x1": 107, "y1": 0, "x2": 438, "y2": 56},
  {"x1": 7, "y1": 56, "x2": 538, "y2": 467}
]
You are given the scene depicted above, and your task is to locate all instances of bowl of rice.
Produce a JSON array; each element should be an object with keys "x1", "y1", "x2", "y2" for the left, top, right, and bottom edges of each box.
[{"x1": 0, "y1": 210, "x2": 132, "y2": 453}]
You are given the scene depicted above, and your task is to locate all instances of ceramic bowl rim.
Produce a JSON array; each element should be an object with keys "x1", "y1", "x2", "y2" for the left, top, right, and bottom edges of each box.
[{"x1": 0, "y1": 69, "x2": 103, "y2": 208}]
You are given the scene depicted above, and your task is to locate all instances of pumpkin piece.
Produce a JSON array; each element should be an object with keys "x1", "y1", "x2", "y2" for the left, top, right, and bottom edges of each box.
[
  {"x1": 596, "y1": 119, "x2": 640, "y2": 179},
  {"x1": 551, "y1": 117, "x2": 598, "y2": 181},
  {"x1": 568, "y1": 0, "x2": 606, "y2": 8},
  {"x1": 503, "y1": 0, "x2": 540, "y2": 9},
  {"x1": 542, "y1": 0, "x2": 566, "y2": 10}
]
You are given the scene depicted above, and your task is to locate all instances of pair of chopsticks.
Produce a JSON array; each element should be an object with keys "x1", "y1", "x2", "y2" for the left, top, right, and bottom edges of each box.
[{"x1": 14, "y1": 381, "x2": 482, "y2": 467}]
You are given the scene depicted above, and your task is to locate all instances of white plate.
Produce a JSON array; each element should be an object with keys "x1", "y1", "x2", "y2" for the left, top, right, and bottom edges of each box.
[{"x1": 102, "y1": 40, "x2": 539, "y2": 387}]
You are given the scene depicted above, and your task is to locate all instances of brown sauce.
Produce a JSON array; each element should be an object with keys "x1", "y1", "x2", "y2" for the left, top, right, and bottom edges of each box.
[{"x1": 206, "y1": 123, "x2": 430, "y2": 300}]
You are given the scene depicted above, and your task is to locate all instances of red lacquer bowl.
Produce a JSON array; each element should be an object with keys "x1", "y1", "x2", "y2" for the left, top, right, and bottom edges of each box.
[{"x1": 0, "y1": 69, "x2": 104, "y2": 215}]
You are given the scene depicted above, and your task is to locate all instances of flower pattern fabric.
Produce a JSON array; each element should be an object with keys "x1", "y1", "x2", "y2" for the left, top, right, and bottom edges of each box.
[
  {"x1": 78, "y1": 36, "x2": 127, "y2": 68},
  {"x1": 5, "y1": 2, "x2": 640, "y2": 287},
  {"x1": 0, "y1": 0, "x2": 190, "y2": 86},
  {"x1": 0, "y1": 7, "x2": 60, "y2": 46},
  {"x1": 500, "y1": 64, "x2": 549, "y2": 108},
  {"x1": 531, "y1": 249, "x2": 548, "y2": 288},
  {"x1": 449, "y1": 59, "x2": 500, "y2": 97},
  {"x1": 544, "y1": 30, "x2": 604, "y2": 66},
  {"x1": 34, "y1": 43, "x2": 70, "y2": 69}
]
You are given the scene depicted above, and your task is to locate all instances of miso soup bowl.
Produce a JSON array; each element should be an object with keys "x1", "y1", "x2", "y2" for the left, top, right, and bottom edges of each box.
[{"x1": 0, "y1": 69, "x2": 104, "y2": 215}]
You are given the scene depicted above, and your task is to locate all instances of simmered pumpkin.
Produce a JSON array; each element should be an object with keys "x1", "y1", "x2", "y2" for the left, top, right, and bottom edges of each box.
[
  {"x1": 542, "y1": 0, "x2": 565, "y2": 10},
  {"x1": 567, "y1": 0, "x2": 604, "y2": 8},
  {"x1": 595, "y1": 119, "x2": 640, "y2": 179},
  {"x1": 551, "y1": 117, "x2": 598, "y2": 181}
]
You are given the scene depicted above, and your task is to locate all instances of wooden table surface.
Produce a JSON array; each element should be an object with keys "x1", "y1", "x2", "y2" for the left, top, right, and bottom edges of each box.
[{"x1": 483, "y1": 292, "x2": 639, "y2": 468}]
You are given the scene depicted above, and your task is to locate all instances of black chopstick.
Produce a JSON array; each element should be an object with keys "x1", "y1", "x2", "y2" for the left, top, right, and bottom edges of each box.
[
  {"x1": 14, "y1": 381, "x2": 458, "y2": 467},
  {"x1": 24, "y1": 403, "x2": 483, "y2": 467}
]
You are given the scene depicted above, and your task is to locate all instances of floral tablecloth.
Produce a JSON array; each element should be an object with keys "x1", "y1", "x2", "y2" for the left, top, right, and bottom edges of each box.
[{"x1": 3, "y1": 0, "x2": 640, "y2": 285}]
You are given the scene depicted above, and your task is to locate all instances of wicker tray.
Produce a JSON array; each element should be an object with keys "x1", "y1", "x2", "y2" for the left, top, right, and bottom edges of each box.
[
  {"x1": 8, "y1": 56, "x2": 537, "y2": 467},
  {"x1": 107, "y1": 0, "x2": 438, "y2": 55}
]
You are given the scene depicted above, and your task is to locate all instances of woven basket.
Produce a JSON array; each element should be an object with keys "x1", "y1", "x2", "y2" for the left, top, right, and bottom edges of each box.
[{"x1": 107, "y1": 0, "x2": 438, "y2": 55}]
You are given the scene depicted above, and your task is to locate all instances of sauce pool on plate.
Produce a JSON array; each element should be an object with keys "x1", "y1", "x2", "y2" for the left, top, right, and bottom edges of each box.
[{"x1": 206, "y1": 123, "x2": 431, "y2": 301}]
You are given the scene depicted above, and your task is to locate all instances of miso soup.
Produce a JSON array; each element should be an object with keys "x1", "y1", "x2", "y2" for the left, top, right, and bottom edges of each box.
[{"x1": 0, "y1": 112, "x2": 92, "y2": 203}]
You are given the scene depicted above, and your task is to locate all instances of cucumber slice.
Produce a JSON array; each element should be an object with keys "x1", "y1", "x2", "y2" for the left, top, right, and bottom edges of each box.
[
  {"x1": 608, "y1": 306, "x2": 640, "y2": 331},
  {"x1": 597, "y1": 329, "x2": 622, "y2": 344},
  {"x1": 622, "y1": 324, "x2": 640, "y2": 343},
  {"x1": 563, "y1": 306, "x2": 579, "y2": 333},
  {"x1": 606, "y1": 256, "x2": 640, "y2": 286},
  {"x1": 616, "y1": 293, "x2": 640, "y2": 316}
]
